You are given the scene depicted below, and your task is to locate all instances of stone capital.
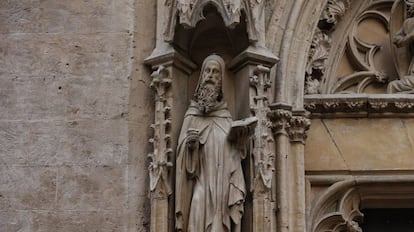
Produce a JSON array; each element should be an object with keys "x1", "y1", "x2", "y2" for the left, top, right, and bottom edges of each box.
[
  {"x1": 288, "y1": 116, "x2": 311, "y2": 144},
  {"x1": 268, "y1": 104, "x2": 293, "y2": 136}
]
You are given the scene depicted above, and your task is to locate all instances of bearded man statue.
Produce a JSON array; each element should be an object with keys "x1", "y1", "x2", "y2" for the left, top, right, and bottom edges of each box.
[{"x1": 175, "y1": 54, "x2": 247, "y2": 232}]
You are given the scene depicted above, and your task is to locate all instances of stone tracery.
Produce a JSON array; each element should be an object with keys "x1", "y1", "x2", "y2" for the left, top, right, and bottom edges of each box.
[{"x1": 306, "y1": 0, "x2": 414, "y2": 95}]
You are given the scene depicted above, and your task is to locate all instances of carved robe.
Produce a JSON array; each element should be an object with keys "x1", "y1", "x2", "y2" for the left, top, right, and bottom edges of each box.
[{"x1": 175, "y1": 100, "x2": 246, "y2": 232}]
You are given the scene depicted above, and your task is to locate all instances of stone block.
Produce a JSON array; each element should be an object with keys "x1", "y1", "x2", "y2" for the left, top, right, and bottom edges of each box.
[
  {"x1": 32, "y1": 210, "x2": 123, "y2": 232},
  {"x1": 402, "y1": 119, "x2": 414, "y2": 148},
  {"x1": 0, "y1": 0, "x2": 40, "y2": 33},
  {"x1": 57, "y1": 165, "x2": 127, "y2": 210},
  {"x1": 0, "y1": 166, "x2": 56, "y2": 210},
  {"x1": 0, "y1": 75, "x2": 67, "y2": 121},
  {"x1": 0, "y1": 211, "x2": 32, "y2": 232},
  {"x1": 63, "y1": 75, "x2": 128, "y2": 120},
  {"x1": 323, "y1": 118, "x2": 414, "y2": 170},
  {"x1": 305, "y1": 119, "x2": 348, "y2": 171},
  {"x1": 0, "y1": 33, "x2": 131, "y2": 78},
  {"x1": 0, "y1": 121, "x2": 27, "y2": 165},
  {"x1": 38, "y1": 0, "x2": 133, "y2": 33},
  {"x1": 24, "y1": 119, "x2": 128, "y2": 166}
]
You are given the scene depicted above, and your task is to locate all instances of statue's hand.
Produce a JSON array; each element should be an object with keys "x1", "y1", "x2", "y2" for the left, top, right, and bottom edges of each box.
[
  {"x1": 393, "y1": 34, "x2": 404, "y2": 47},
  {"x1": 186, "y1": 128, "x2": 200, "y2": 150}
]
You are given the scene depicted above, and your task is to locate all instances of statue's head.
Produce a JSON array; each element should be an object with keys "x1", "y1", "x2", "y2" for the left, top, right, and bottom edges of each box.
[{"x1": 194, "y1": 54, "x2": 225, "y2": 114}]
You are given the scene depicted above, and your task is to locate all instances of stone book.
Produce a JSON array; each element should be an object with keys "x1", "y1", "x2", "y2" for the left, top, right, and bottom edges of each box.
[{"x1": 228, "y1": 116, "x2": 258, "y2": 141}]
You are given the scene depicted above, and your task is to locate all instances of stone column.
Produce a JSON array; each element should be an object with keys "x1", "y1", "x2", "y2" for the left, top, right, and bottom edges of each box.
[
  {"x1": 269, "y1": 104, "x2": 292, "y2": 232},
  {"x1": 229, "y1": 47, "x2": 278, "y2": 232},
  {"x1": 145, "y1": 50, "x2": 196, "y2": 232},
  {"x1": 288, "y1": 113, "x2": 310, "y2": 232}
]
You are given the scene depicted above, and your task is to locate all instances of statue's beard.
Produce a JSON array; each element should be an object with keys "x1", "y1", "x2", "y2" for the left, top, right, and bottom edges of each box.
[{"x1": 195, "y1": 82, "x2": 221, "y2": 114}]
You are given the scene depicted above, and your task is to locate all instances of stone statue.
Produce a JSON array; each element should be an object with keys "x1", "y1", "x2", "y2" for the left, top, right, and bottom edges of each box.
[
  {"x1": 175, "y1": 54, "x2": 254, "y2": 232},
  {"x1": 388, "y1": 0, "x2": 414, "y2": 93}
]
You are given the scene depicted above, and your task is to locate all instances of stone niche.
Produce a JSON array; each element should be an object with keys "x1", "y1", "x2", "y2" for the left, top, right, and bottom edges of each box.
[
  {"x1": 173, "y1": 4, "x2": 251, "y2": 119},
  {"x1": 144, "y1": 1, "x2": 279, "y2": 232}
]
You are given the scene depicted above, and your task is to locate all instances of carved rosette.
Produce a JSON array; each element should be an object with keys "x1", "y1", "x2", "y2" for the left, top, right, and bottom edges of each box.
[
  {"x1": 249, "y1": 65, "x2": 275, "y2": 190},
  {"x1": 164, "y1": 0, "x2": 265, "y2": 42},
  {"x1": 148, "y1": 66, "x2": 173, "y2": 198},
  {"x1": 288, "y1": 116, "x2": 311, "y2": 144}
]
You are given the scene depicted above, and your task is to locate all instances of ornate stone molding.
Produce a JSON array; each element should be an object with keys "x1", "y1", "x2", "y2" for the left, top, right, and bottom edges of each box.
[
  {"x1": 288, "y1": 116, "x2": 311, "y2": 144},
  {"x1": 164, "y1": 0, "x2": 266, "y2": 42},
  {"x1": 148, "y1": 66, "x2": 173, "y2": 198},
  {"x1": 304, "y1": 94, "x2": 414, "y2": 117},
  {"x1": 249, "y1": 65, "x2": 274, "y2": 189}
]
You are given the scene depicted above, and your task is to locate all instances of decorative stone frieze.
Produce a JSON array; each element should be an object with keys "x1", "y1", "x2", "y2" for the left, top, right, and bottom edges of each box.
[
  {"x1": 305, "y1": 94, "x2": 414, "y2": 117},
  {"x1": 288, "y1": 116, "x2": 311, "y2": 144}
]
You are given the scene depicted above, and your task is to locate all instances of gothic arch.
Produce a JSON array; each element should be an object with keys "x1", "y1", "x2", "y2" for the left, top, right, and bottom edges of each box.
[{"x1": 308, "y1": 176, "x2": 414, "y2": 232}]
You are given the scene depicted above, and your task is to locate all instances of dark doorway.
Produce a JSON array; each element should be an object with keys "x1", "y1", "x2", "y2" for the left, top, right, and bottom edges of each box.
[{"x1": 361, "y1": 209, "x2": 414, "y2": 232}]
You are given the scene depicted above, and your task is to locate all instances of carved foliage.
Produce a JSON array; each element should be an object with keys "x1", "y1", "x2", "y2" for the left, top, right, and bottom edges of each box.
[
  {"x1": 288, "y1": 116, "x2": 311, "y2": 144},
  {"x1": 268, "y1": 109, "x2": 292, "y2": 136},
  {"x1": 164, "y1": 0, "x2": 265, "y2": 42},
  {"x1": 304, "y1": 94, "x2": 414, "y2": 116},
  {"x1": 149, "y1": 66, "x2": 173, "y2": 197},
  {"x1": 312, "y1": 188, "x2": 363, "y2": 232},
  {"x1": 249, "y1": 65, "x2": 274, "y2": 190},
  {"x1": 306, "y1": 29, "x2": 332, "y2": 94},
  {"x1": 320, "y1": 0, "x2": 351, "y2": 29},
  {"x1": 305, "y1": 0, "x2": 352, "y2": 94}
]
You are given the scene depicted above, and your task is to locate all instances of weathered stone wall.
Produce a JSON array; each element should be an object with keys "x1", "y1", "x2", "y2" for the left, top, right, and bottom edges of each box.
[{"x1": 0, "y1": 0, "x2": 154, "y2": 231}]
